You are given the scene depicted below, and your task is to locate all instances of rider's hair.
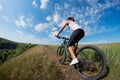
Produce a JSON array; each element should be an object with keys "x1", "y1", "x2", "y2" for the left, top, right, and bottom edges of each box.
[{"x1": 67, "y1": 17, "x2": 75, "y2": 22}]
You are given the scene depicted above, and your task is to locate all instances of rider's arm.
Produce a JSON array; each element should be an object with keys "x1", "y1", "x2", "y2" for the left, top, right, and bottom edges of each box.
[{"x1": 56, "y1": 20, "x2": 70, "y2": 37}]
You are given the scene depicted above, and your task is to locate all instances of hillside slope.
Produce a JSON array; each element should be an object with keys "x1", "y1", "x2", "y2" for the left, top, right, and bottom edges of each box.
[{"x1": 0, "y1": 45, "x2": 82, "y2": 80}]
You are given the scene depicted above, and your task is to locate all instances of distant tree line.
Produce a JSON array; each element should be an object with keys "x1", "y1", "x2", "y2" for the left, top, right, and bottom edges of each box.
[
  {"x1": 0, "y1": 37, "x2": 36, "y2": 65},
  {"x1": 0, "y1": 43, "x2": 17, "y2": 50},
  {"x1": 0, "y1": 43, "x2": 36, "y2": 65}
]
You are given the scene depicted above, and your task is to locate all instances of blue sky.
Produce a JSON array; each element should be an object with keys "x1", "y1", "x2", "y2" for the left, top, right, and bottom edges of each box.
[{"x1": 0, "y1": 0, "x2": 120, "y2": 44}]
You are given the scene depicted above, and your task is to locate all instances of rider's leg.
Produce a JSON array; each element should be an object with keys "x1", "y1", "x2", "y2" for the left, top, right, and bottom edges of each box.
[
  {"x1": 68, "y1": 46, "x2": 76, "y2": 59},
  {"x1": 72, "y1": 45, "x2": 77, "y2": 55},
  {"x1": 68, "y1": 29, "x2": 85, "y2": 65},
  {"x1": 68, "y1": 46, "x2": 79, "y2": 65}
]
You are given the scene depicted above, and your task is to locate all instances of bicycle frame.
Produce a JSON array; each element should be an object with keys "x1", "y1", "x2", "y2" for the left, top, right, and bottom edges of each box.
[
  {"x1": 59, "y1": 37, "x2": 70, "y2": 59},
  {"x1": 57, "y1": 36, "x2": 78, "y2": 60}
]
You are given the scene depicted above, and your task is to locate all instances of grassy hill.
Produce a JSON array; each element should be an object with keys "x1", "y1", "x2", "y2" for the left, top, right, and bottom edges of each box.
[
  {"x1": 0, "y1": 37, "x2": 120, "y2": 80},
  {"x1": 0, "y1": 46, "x2": 61, "y2": 80},
  {"x1": 0, "y1": 45, "x2": 81, "y2": 80}
]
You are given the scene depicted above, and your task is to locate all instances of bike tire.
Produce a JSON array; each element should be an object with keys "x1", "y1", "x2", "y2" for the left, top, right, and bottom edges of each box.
[
  {"x1": 56, "y1": 46, "x2": 66, "y2": 64},
  {"x1": 74, "y1": 45, "x2": 107, "y2": 80}
]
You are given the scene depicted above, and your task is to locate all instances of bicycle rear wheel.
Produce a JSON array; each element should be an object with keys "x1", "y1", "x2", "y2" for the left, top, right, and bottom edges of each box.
[
  {"x1": 56, "y1": 46, "x2": 66, "y2": 64},
  {"x1": 74, "y1": 45, "x2": 107, "y2": 80}
]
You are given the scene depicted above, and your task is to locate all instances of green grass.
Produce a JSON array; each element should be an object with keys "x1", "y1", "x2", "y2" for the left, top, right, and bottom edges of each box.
[{"x1": 96, "y1": 43, "x2": 120, "y2": 80}]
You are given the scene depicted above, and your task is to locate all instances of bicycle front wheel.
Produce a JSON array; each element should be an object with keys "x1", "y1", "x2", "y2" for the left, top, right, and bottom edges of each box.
[
  {"x1": 56, "y1": 46, "x2": 66, "y2": 64},
  {"x1": 75, "y1": 45, "x2": 107, "y2": 80}
]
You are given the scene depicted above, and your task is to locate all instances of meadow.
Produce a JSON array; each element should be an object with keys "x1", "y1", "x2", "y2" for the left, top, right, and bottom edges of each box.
[{"x1": 96, "y1": 43, "x2": 120, "y2": 80}]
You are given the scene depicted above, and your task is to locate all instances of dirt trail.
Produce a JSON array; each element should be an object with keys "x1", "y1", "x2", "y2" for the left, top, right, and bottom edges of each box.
[
  {"x1": 46, "y1": 45, "x2": 83, "y2": 80},
  {"x1": 58, "y1": 64, "x2": 83, "y2": 80},
  {"x1": 27, "y1": 45, "x2": 83, "y2": 80}
]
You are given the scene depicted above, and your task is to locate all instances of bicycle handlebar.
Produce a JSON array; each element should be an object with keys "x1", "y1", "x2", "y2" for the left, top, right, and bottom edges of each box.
[{"x1": 56, "y1": 36, "x2": 69, "y2": 40}]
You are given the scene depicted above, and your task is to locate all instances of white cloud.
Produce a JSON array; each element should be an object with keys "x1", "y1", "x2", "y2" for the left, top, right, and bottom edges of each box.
[
  {"x1": 49, "y1": 26, "x2": 59, "y2": 38},
  {"x1": 49, "y1": 30, "x2": 57, "y2": 38},
  {"x1": 0, "y1": 25, "x2": 54, "y2": 44},
  {"x1": 0, "y1": 26, "x2": 42, "y2": 44},
  {"x1": 52, "y1": 27, "x2": 57, "y2": 31},
  {"x1": 50, "y1": 0, "x2": 120, "y2": 37},
  {"x1": 30, "y1": 0, "x2": 120, "y2": 44},
  {"x1": 68, "y1": 1, "x2": 120, "y2": 36},
  {"x1": 16, "y1": 29, "x2": 24, "y2": 35},
  {"x1": 34, "y1": 22, "x2": 59, "y2": 43},
  {"x1": 26, "y1": 16, "x2": 34, "y2": 27},
  {"x1": 16, "y1": 29, "x2": 43, "y2": 44},
  {"x1": 64, "y1": 3, "x2": 69, "y2": 8},
  {"x1": 59, "y1": 19, "x2": 66, "y2": 27},
  {"x1": 46, "y1": 16, "x2": 52, "y2": 22},
  {"x1": 15, "y1": 16, "x2": 27, "y2": 28},
  {"x1": 32, "y1": 0, "x2": 38, "y2": 8},
  {"x1": 40, "y1": 0, "x2": 49, "y2": 9},
  {"x1": 2, "y1": 16, "x2": 9, "y2": 22},
  {"x1": 87, "y1": 0, "x2": 98, "y2": 7},
  {"x1": 53, "y1": 13, "x2": 60, "y2": 23},
  {"x1": 0, "y1": 4, "x2": 3, "y2": 12},
  {"x1": 54, "y1": 3, "x2": 62, "y2": 11},
  {"x1": 34, "y1": 23, "x2": 48, "y2": 31},
  {"x1": 14, "y1": 16, "x2": 33, "y2": 28}
]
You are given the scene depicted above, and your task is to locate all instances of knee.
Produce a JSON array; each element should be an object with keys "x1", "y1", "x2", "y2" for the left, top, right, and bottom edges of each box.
[{"x1": 67, "y1": 46, "x2": 72, "y2": 50}]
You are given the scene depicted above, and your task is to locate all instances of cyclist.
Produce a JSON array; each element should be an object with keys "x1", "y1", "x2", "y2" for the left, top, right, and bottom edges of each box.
[{"x1": 55, "y1": 17, "x2": 85, "y2": 65}]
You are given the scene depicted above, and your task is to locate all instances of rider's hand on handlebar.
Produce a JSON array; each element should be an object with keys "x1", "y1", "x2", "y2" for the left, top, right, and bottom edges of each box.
[{"x1": 55, "y1": 34, "x2": 60, "y2": 38}]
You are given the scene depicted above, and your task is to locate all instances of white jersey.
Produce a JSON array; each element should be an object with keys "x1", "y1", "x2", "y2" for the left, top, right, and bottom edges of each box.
[{"x1": 68, "y1": 21, "x2": 81, "y2": 31}]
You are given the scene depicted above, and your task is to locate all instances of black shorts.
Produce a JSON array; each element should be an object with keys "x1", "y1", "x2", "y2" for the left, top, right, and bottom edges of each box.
[{"x1": 68, "y1": 29, "x2": 85, "y2": 47}]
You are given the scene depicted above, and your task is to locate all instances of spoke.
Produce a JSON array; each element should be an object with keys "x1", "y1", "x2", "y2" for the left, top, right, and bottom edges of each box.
[
  {"x1": 80, "y1": 51, "x2": 89, "y2": 59},
  {"x1": 76, "y1": 47, "x2": 104, "y2": 78}
]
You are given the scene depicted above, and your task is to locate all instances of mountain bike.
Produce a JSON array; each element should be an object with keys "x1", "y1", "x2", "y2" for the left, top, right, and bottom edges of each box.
[{"x1": 56, "y1": 36, "x2": 107, "y2": 80}]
